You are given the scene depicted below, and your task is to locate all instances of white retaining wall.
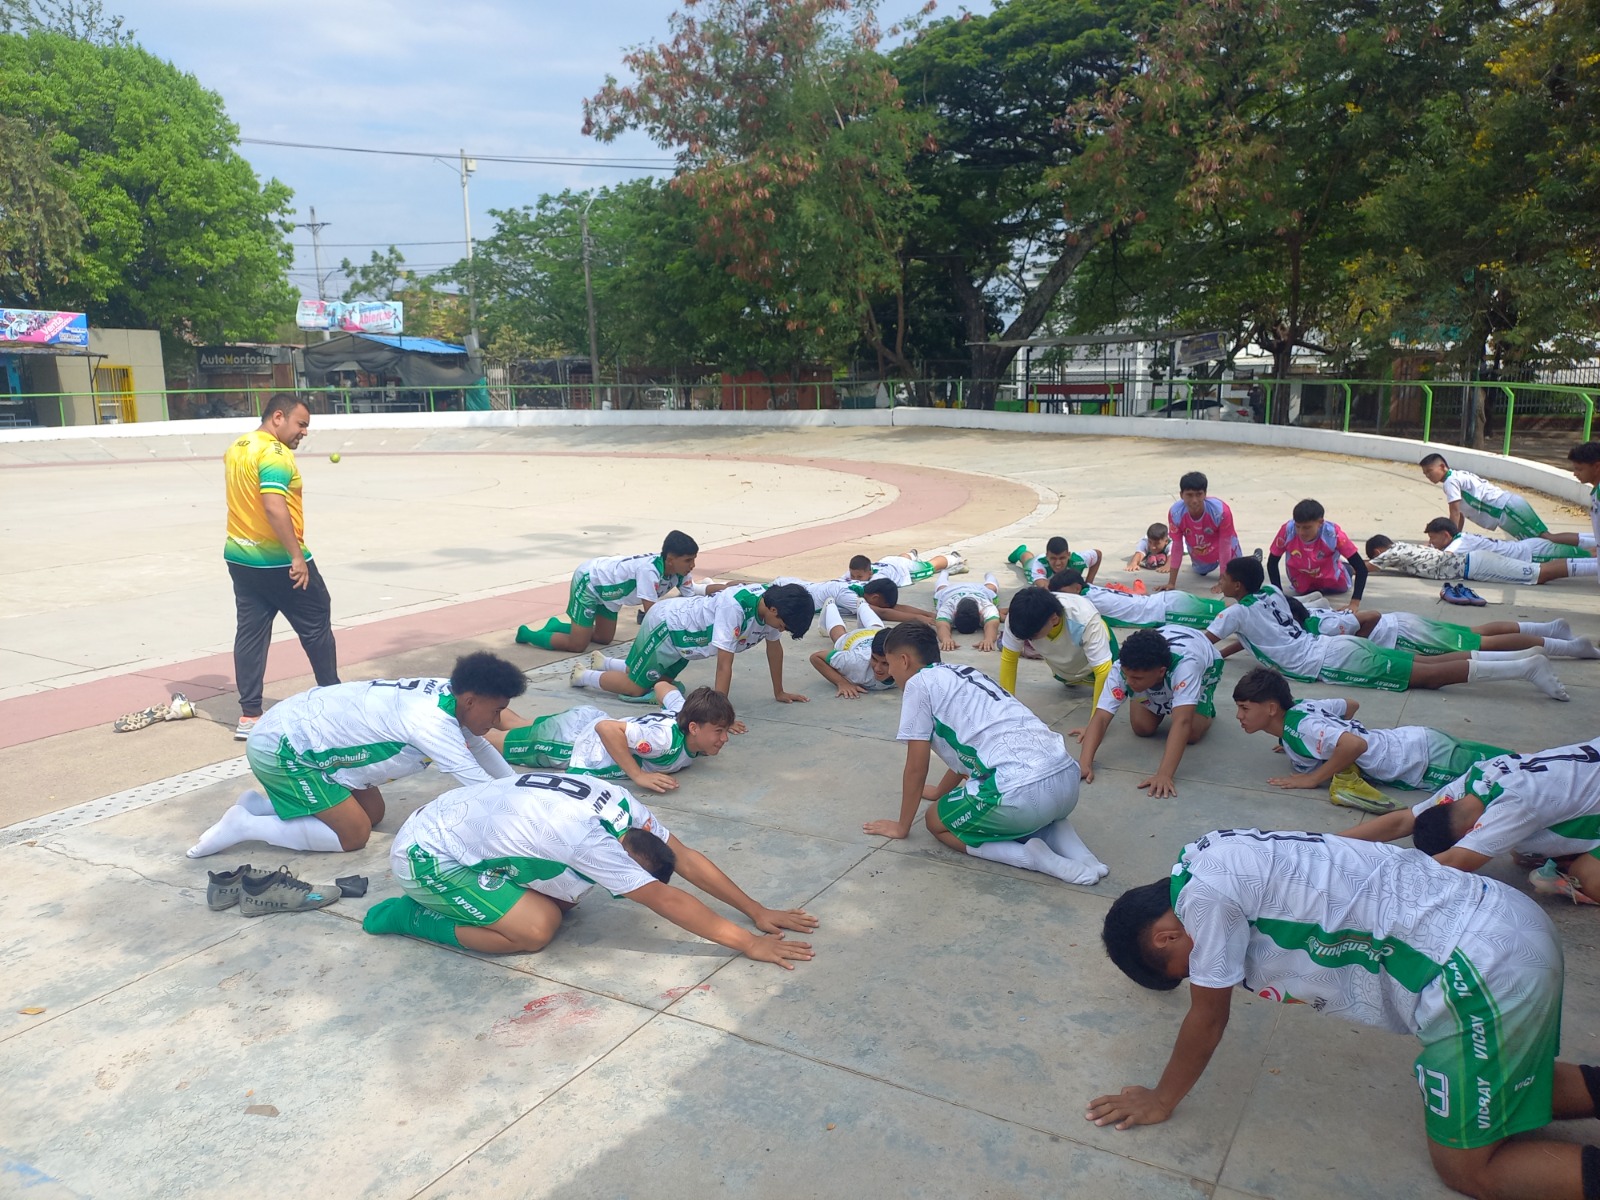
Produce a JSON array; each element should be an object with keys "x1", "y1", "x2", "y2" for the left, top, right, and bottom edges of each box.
[{"x1": 3, "y1": 407, "x2": 1590, "y2": 505}]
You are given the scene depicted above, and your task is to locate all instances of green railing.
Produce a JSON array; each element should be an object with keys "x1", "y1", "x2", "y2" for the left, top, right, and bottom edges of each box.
[{"x1": 1, "y1": 378, "x2": 1592, "y2": 460}]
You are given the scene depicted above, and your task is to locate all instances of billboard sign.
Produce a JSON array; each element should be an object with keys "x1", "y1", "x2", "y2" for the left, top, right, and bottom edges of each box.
[
  {"x1": 0, "y1": 308, "x2": 89, "y2": 347},
  {"x1": 1174, "y1": 330, "x2": 1229, "y2": 367},
  {"x1": 296, "y1": 299, "x2": 404, "y2": 335},
  {"x1": 197, "y1": 346, "x2": 280, "y2": 373}
]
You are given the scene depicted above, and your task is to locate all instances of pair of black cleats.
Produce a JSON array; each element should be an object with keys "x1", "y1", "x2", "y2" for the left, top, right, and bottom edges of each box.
[{"x1": 205, "y1": 864, "x2": 343, "y2": 916}]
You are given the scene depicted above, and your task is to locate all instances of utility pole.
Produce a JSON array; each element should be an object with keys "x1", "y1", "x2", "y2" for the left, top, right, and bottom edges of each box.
[
  {"x1": 296, "y1": 206, "x2": 332, "y2": 341},
  {"x1": 581, "y1": 193, "x2": 601, "y2": 409},
  {"x1": 457, "y1": 150, "x2": 480, "y2": 360}
]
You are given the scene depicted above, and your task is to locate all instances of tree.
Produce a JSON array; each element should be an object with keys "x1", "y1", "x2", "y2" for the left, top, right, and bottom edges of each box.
[
  {"x1": 339, "y1": 245, "x2": 408, "y2": 302},
  {"x1": 0, "y1": 0, "x2": 133, "y2": 44},
  {"x1": 0, "y1": 31, "x2": 296, "y2": 354},
  {"x1": 0, "y1": 111, "x2": 85, "y2": 301},
  {"x1": 583, "y1": 0, "x2": 931, "y2": 374}
]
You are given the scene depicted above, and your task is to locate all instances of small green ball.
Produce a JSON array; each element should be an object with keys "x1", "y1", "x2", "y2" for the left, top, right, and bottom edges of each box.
[{"x1": 329, "y1": 452, "x2": 341, "y2": 463}]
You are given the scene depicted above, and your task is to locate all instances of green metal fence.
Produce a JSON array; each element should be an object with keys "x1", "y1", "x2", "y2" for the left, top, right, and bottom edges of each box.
[{"x1": 2, "y1": 379, "x2": 1592, "y2": 462}]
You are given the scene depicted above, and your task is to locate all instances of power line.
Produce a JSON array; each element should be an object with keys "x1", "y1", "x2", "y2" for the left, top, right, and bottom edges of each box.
[
  {"x1": 241, "y1": 136, "x2": 677, "y2": 171},
  {"x1": 291, "y1": 239, "x2": 469, "y2": 249}
]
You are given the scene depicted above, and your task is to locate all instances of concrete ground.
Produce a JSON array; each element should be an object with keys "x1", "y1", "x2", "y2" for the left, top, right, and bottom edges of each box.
[{"x1": 2, "y1": 424, "x2": 1597, "y2": 1200}]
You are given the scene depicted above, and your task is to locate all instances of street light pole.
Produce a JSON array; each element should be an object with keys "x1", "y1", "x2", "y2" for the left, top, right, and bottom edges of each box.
[
  {"x1": 295, "y1": 205, "x2": 332, "y2": 341},
  {"x1": 581, "y1": 192, "x2": 601, "y2": 409},
  {"x1": 457, "y1": 150, "x2": 480, "y2": 358}
]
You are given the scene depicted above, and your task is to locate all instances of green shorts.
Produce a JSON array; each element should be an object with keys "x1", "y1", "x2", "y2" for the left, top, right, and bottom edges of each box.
[
  {"x1": 246, "y1": 736, "x2": 351, "y2": 819},
  {"x1": 1391, "y1": 617, "x2": 1480, "y2": 655},
  {"x1": 623, "y1": 618, "x2": 695, "y2": 689},
  {"x1": 1496, "y1": 496, "x2": 1548, "y2": 541},
  {"x1": 1419, "y1": 730, "x2": 1512, "y2": 791},
  {"x1": 1317, "y1": 639, "x2": 1414, "y2": 692},
  {"x1": 397, "y1": 844, "x2": 565, "y2": 926},
  {"x1": 935, "y1": 766, "x2": 1077, "y2": 846},
  {"x1": 565, "y1": 568, "x2": 604, "y2": 628},
  {"x1": 499, "y1": 722, "x2": 574, "y2": 770},
  {"x1": 1413, "y1": 897, "x2": 1562, "y2": 1149}
]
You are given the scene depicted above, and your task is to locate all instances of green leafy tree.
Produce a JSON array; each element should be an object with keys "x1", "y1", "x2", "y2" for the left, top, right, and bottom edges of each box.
[
  {"x1": 0, "y1": 31, "x2": 296, "y2": 354},
  {"x1": 583, "y1": 0, "x2": 930, "y2": 374},
  {"x1": 0, "y1": 111, "x2": 85, "y2": 300},
  {"x1": 0, "y1": 0, "x2": 132, "y2": 44}
]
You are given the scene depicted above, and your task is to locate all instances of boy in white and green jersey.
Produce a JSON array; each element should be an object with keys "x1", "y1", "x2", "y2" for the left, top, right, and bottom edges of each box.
[
  {"x1": 492, "y1": 683, "x2": 740, "y2": 794},
  {"x1": 808, "y1": 598, "x2": 896, "y2": 698},
  {"x1": 1093, "y1": 829, "x2": 1600, "y2": 1198},
  {"x1": 1071, "y1": 626, "x2": 1222, "y2": 800},
  {"x1": 865, "y1": 623, "x2": 1107, "y2": 886},
  {"x1": 771, "y1": 575, "x2": 862, "y2": 621},
  {"x1": 517, "y1": 530, "x2": 703, "y2": 653},
  {"x1": 187, "y1": 652, "x2": 528, "y2": 860},
  {"x1": 1231, "y1": 666, "x2": 1511, "y2": 793},
  {"x1": 1052, "y1": 570, "x2": 1223, "y2": 630},
  {"x1": 573, "y1": 582, "x2": 815, "y2": 702},
  {"x1": 363, "y1": 771, "x2": 816, "y2": 968},
  {"x1": 1301, "y1": 603, "x2": 1595, "y2": 659},
  {"x1": 845, "y1": 548, "x2": 963, "y2": 587},
  {"x1": 1420, "y1": 453, "x2": 1551, "y2": 539},
  {"x1": 1008, "y1": 536, "x2": 1102, "y2": 586},
  {"x1": 1347, "y1": 740, "x2": 1600, "y2": 906},
  {"x1": 933, "y1": 569, "x2": 1002, "y2": 651}
]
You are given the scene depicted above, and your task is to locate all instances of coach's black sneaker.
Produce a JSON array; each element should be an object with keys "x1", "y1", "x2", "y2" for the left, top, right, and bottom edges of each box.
[
  {"x1": 238, "y1": 869, "x2": 339, "y2": 917},
  {"x1": 206, "y1": 863, "x2": 280, "y2": 911}
]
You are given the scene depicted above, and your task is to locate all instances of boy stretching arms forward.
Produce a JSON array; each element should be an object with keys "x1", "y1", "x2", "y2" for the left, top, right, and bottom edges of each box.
[
  {"x1": 1090, "y1": 829, "x2": 1600, "y2": 1200},
  {"x1": 1419, "y1": 453, "x2": 1550, "y2": 539},
  {"x1": 845, "y1": 548, "x2": 964, "y2": 587},
  {"x1": 1267, "y1": 498, "x2": 1368, "y2": 601},
  {"x1": 491, "y1": 682, "x2": 739, "y2": 794},
  {"x1": 1000, "y1": 585, "x2": 1116, "y2": 703},
  {"x1": 1008, "y1": 536, "x2": 1103, "y2": 586},
  {"x1": 864, "y1": 623, "x2": 1107, "y2": 885},
  {"x1": 1365, "y1": 534, "x2": 1586, "y2": 587},
  {"x1": 1070, "y1": 626, "x2": 1222, "y2": 799},
  {"x1": 933, "y1": 569, "x2": 1002, "y2": 651},
  {"x1": 808, "y1": 599, "x2": 897, "y2": 699},
  {"x1": 1127, "y1": 523, "x2": 1171, "y2": 572},
  {"x1": 518, "y1": 531, "x2": 704, "y2": 652},
  {"x1": 573, "y1": 582, "x2": 814, "y2": 702},
  {"x1": 1231, "y1": 666, "x2": 1511, "y2": 795},
  {"x1": 1161, "y1": 471, "x2": 1245, "y2": 588}
]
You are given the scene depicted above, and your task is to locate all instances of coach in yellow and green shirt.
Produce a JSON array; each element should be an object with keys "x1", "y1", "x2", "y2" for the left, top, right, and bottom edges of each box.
[{"x1": 225, "y1": 393, "x2": 339, "y2": 738}]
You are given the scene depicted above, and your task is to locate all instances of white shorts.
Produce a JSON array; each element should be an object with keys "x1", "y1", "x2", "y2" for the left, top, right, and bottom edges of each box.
[{"x1": 1462, "y1": 551, "x2": 1539, "y2": 585}]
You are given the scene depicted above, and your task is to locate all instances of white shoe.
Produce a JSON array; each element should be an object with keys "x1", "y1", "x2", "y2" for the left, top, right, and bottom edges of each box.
[
  {"x1": 569, "y1": 663, "x2": 587, "y2": 689},
  {"x1": 946, "y1": 551, "x2": 969, "y2": 575}
]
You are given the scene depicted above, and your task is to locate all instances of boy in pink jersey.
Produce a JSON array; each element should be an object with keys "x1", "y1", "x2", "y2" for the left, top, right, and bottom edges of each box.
[
  {"x1": 1160, "y1": 471, "x2": 1245, "y2": 590},
  {"x1": 1267, "y1": 498, "x2": 1368, "y2": 601}
]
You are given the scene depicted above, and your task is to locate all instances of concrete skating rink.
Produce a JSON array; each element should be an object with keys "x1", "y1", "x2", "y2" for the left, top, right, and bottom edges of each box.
[{"x1": 2, "y1": 421, "x2": 1597, "y2": 1199}]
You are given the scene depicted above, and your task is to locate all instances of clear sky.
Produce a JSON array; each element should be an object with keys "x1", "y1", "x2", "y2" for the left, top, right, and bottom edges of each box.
[{"x1": 112, "y1": 0, "x2": 687, "y2": 298}]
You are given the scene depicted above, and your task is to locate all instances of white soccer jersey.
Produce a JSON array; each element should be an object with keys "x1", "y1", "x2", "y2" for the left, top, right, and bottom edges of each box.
[
  {"x1": 253, "y1": 678, "x2": 512, "y2": 790},
  {"x1": 1001, "y1": 591, "x2": 1114, "y2": 680},
  {"x1": 1440, "y1": 470, "x2": 1513, "y2": 527},
  {"x1": 568, "y1": 690, "x2": 695, "y2": 776},
  {"x1": 648, "y1": 586, "x2": 778, "y2": 658},
  {"x1": 898, "y1": 662, "x2": 1071, "y2": 791},
  {"x1": 826, "y1": 626, "x2": 893, "y2": 689},
  {"x1": 397, "y1": 772, "x2": 670, "y2": 902},
  {"x1": 1083, "y1": 585, "x2": 1168, "y2": 627},
  {"x1": 1205, "y1": 585, "x2": 1327, "y2": 680},
  {"x1": 1096, "y1": 625, "x2": 1219, "y2": 717},
  {"x1": 934, "y1": 581, "x2": 999, "y2": 624},
  {"x1": 1173, "y1": 829, "x2": 1486, "y2": 1034},
  {"x1": 584, "y1": 553, "x2": 691, "y2": 610},
  {"x1": 1301, "y1": 606, "x2": 1361, "y2": 637},
  {"x1": 868, "y1": 557, "x2": 915, "y2": 587},
  {"x1": 1414, "y1": 741, "x2": 1600, "y2": 859},
  {"x1": 1279, "y1": 699, "x2": 1433, "y2": 787},
  {"x1": 1446, "y1": 532, "x2": 1517, "y2": 558},
  {"x1": 774, "y1": 576, "x2": 860, "y2": 616}
]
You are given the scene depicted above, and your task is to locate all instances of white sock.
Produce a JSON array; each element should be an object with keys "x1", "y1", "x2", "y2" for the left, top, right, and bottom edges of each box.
[
  {"x1": 968, "y1": 838, "x2": 1102, "y2": 885},
  {"x1": 822, "y1": 600, "x2": 842, "y2": 633},
  {"x1": 1569, "y1": 558, "x2": 1598, "y2": 577},
  {"x1": 1469, "y1": 656, "x2": 1569, "y2": 700},
  {"x1": 1580, "y1": 534, "x2": 1596, "y2": 550},
  {"x1": 1472, "y1": 647, "x2": 1544, "y2": 660},
  {"x1": 187, "y1": 806, "x2": 344, "y2": 858},
  {"x1": 234, "y1": 788, "x2": 274, "y2": 815},
  {"x1": 1545, "y1": 637, "x2": 1600, "y2": 660},
  {"x1": 933, "y1": 569, "x2": 949, "y2": 590},
  {"x1": 984, "y1": 572, "x2": 999, "y2": 589},
  {"x1": 601, "y1": 657, "x2": 628, "y2": 673},
  {"x1": 1038, "y1": 818, "x2": 1109, "y2": 878},
  {"x1": 578, "y1": 669, "x2": 604, "y2": 689},
  {"x1": 1519, "y1": 619, "x2": 1570, "y2": 638}
]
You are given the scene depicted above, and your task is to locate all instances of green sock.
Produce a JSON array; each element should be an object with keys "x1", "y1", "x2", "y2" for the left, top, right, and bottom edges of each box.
[
  {"x1": 515, "y1": 624, "x2": 540, "y2": 645},
  {"x1": 362, "y1": 897, "x2": 461, "y2": 946},
  {"x1": 524, "y1": 627, "x2": 557, "y2": 649},
  {"x1": 548, "y1": 618, "x2": 572, "y2": 634}
]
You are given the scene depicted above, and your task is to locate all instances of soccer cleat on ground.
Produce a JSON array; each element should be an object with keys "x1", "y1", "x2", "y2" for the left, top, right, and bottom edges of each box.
[
  {"x1": 1007, "y1": 544, "x2": 1029, "y2": 565},
  {"x1": 234, "y1": 714, "x2": 260, "y2": 741},
  {"x1": 1439, "y1": 582, "x2": 1487, "y2": 606},
  {"x1": 945, "y1": 551, "x2": 969, "y2": 575},
  {"x1": 1528, "y1": 859, "x2": 1597, "y2": 905},
  {"x1": 1252, "y1": 547, "x2": 1264, "y2": 561},
  {"x1": 238, "y1": 869, "x2": 340, "y2": 916},
  {"x1": 206, "y1": 864, "x2": 282, "y2": 911},
  {"x1": 1328, "y1": 767, "x2": 1396, "y2": 814},
  {"x1": 113, "y1": 692, "x2": 198, "y2": 733}
]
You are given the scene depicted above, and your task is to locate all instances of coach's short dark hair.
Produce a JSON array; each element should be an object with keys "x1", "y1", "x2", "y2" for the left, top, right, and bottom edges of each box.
[
  {"x1": 1179, "y1": 471, "x2": 1208, "y2": 493},
  {"x1": 862, "y1": 577, "x2": 899, "y2": 606},
  {"x1": 677, "y1": 686, "x2": 735, "y2": 730},
  {"x1": 1291, "y1": 499, "x2": 1324, "y2": 524},
  {"x1": 1006, "y1": 586, "x2": 1062, "y2": 640},
  {"x1": 261, "y1": 392, "x2": 308, "y2": 420},
  {"x1": 1223, "y1": 555, "x2": 1264, "y2": 593},
  {"x1": 951, "y1": 597, "x2": 985, "y2": 633},
  {"x1": 1117, "y1": 628, "x2": 1171, "y2": 674},
  {"x1": 1411, "y1": 805, "x2": 1464, "y2": 855},
  {"x1": 662, "y1": 530, "x2": 698, "y2": 558},
  {"x1": 763, "y1": 583, "x2": 815, "y2": 639},
  {"x1": 1424, "y1": 517, "x2": 1459, "y2": 536},
  {"x1": 884, "y1": 620, "x2": 940, "y2": 665},
  {"x1": 621, "y1": 827, "x2": 676, "y2": 883},
  {"x1": 1103, "y1": 880, "x2": 1183, "y2": 991},
  {"x1": 1232, "y1": 666, "x2": 1294, "y2": 709},
  {"x1": 1365, "y1": 534, "x2": 1394, "y2": 558},
  {"x1": 451, "y1": 652, "x2": 528, "y2": 700}
]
